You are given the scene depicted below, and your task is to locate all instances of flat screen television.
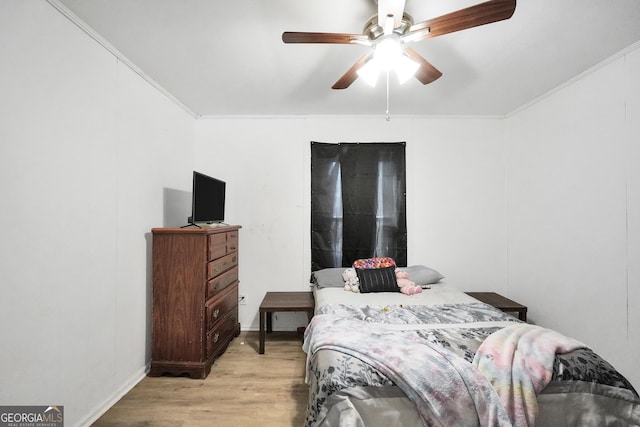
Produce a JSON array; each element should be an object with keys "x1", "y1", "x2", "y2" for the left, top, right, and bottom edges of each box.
[{"x1": 187, "y1": 171, "x2": 226, "y2": 225}]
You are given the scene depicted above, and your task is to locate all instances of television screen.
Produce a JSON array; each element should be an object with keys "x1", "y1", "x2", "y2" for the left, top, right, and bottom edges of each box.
[{"x1": 189, "y1": 171, "x2": 226, "y2": 224}]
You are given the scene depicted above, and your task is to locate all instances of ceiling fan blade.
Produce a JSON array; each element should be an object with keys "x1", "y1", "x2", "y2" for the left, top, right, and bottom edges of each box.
[
  {"x1": 282, "y1": 31, "x2": 369, "y2": 44},
  {"x1": 404, "y1": 48, "x2": 443, "y2": 85},
  {"x1": 406, "y1": 0, "x2": 516, "y2": 42},
  {"x1": 378, "y1": 0, "x2": 406, "y2": 28},
  {"x1": 332, "y1": 53, "x2": 374, "y2": 89}
]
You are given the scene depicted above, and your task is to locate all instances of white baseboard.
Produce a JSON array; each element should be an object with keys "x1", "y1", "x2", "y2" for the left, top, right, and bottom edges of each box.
[{"x1": 76, "y1": 366, "x2": 149, "y2": 427}]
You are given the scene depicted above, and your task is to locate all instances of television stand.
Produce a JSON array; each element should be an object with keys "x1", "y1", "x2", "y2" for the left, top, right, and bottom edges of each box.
[
  {"x1": 180, "y1": 223, "x2": 201, "y2": 229},
  {"x1": 180, "y1": 222, "x2": 228, "y2": 229},
  {"x1": 150, "y1": 225, "x2": 242, "y2": 378}
]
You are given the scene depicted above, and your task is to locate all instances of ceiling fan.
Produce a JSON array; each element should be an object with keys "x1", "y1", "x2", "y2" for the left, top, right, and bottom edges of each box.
[{"x1": 282, "y1": 0, "x2": 516, "y2": 89}]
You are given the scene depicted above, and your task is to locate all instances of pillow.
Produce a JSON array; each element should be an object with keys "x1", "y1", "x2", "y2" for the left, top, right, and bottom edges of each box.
[
  {"x1": 356, "y1": 266, "x2": 399, "y2": 293},
  {"x1": 352, "y1": 257, "x2": 396, "y2": 270},
  {"x1": 310, "y1": 268, "x2": 346, "y2": 288},
  {"x1": 404, "y1": 265, "x2": 444, "y2": 286}
]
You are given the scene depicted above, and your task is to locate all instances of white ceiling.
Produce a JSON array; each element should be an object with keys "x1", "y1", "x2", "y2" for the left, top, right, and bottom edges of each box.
[{"x1": 56, "y1": 0, "x2": 640, "y2": 117}]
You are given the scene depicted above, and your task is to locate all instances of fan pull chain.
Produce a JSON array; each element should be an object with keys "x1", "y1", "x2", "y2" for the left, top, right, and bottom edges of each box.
[{"x1": 385, "y1": 71, "x2": 391, "y2": 121}]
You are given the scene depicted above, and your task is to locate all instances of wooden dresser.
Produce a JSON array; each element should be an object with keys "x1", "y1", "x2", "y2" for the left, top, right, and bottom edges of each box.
[{"x1": 149, "y1": 225, "x2": 241, "y2": 379}]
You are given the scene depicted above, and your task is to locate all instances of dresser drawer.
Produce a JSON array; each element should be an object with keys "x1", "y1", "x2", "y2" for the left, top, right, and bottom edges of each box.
[
  {"x1": 208, "y1": 233, "x2": 227, "y2": 260},
  {"x1": 207, "y1": 252, "x2": 238, "y2": 279},
  {"x1": 206, "y1": 284, "x2": 238, "y2": 331},
  {"x1": 206, "y1": 310, "x2": 238, "y2": 358},
  {"x1": 206, "y1": 266, "x2": 238, "y2": 297},
  {"x1": 226, "y1": 231, "x2": 238, "y2": 253}
]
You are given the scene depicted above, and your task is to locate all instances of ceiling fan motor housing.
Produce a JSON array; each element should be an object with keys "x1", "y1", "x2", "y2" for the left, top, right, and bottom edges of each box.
[{"x1": 364, "y1": 13, "x2": 414, "y2": 40}]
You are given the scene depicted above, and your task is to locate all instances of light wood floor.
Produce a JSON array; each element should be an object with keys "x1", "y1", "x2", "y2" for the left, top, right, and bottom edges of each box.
[{"x1": 93, "y1": 331, "x2": 308, "y2": 427}]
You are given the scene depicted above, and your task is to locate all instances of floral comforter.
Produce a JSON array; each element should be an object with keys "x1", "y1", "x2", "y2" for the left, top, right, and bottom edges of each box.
[{"x1": 303, "y1": 302, "x2": 639, "y2": 427}]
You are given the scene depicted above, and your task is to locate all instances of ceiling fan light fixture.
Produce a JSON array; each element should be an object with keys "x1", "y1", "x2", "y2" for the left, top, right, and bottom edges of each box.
[
  {"x1": 374, "y1": 37, "x2": 402, "y2": 71},
  {"x1": 356, "y1": 59, "x2": 381, "y2": 87},
  {"x1": 395, "y1": 54, "x2": 419, "y2": 84}
]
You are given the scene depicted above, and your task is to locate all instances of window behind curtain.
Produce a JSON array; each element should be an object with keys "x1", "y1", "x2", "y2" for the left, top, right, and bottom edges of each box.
[{"x1": 311, "y1": 142, "x2": 407, "y2": 270}]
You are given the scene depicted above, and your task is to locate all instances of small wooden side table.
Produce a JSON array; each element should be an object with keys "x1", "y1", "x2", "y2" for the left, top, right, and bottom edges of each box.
[
  {"x1": 259, "y1": 291, "x2": 315, "y2": 354},
  {"x1": 466, "y1": 292, "x2": 527, "y2": 321}
]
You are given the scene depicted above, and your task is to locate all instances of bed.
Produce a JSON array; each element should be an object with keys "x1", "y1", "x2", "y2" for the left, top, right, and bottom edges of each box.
[{"x1": 304, "y1": 265, "x2": 640, "y2": 427}]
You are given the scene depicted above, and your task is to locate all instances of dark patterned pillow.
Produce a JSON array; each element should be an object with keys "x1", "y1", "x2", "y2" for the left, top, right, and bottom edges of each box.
[{"x1": 356, "y1": 266, "x2": 399, "y2": 293}]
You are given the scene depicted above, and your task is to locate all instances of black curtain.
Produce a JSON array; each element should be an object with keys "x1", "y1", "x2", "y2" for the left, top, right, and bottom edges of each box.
[{"x1": 311, "y1": 142, "x2": 407, "y2": 270}]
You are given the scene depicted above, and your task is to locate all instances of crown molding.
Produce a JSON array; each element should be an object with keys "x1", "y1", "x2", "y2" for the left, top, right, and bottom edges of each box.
[
  {"x1": 506, "y1": 39, "x2": 640, "y2": 118},
  {"x1": 46, "y1": 0, "x2": 199, "y2": 119}
]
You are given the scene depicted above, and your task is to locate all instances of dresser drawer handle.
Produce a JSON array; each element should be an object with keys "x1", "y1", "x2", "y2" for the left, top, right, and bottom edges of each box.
[
  {"x1": 213, "y1": 265, "x2": 220, "y2": 273},
  {"x1": 213, "y1": 309, "x2": 220, "y2": 319},
  {"x1": 213, "y1": 333, "x2": 220, "y2": 343}
]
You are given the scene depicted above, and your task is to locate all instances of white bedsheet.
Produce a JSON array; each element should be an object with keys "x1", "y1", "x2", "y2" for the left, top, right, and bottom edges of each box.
[{"x1": 313, "y1": 283, "x2": 479, "y2": 314}]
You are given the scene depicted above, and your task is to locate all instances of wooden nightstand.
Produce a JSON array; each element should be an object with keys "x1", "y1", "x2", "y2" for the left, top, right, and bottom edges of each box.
[
  {"x1": 466, "y1": 292, "x2": 527, "y2": 321},
  {"x1": 259, "y1": 291, "x2": 315, "y2": 354}
]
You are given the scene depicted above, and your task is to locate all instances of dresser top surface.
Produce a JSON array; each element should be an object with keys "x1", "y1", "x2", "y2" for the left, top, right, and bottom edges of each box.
[{"x1": 152, "y1": 225, "x2": 241, "y2": 235}]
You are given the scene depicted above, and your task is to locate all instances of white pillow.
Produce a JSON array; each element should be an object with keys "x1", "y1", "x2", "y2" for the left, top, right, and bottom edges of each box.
[
  {"x1": 404, "y1": 265, "x2": 444, "y2": 285},
  {"x1": 310, "y1": 268, "x2": 346, "y2": 288}
]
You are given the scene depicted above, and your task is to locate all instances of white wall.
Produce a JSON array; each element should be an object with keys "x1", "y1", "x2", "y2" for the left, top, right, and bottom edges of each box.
[
  {"x1": 195, "y1": 116, "x2": 506, "y2": 331},
  {"x1": 410, "y1": 118, "x2": 506, "y2": 290},
  {"x1": 627, "y1": 42, "x2": 640, "y2": 395},
  {"x1": 0, "y1": 2, "x2": 194, "y2": 426},
  {"x1": 505, "y1": 44, "x2": 640, "y2": 389}
]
